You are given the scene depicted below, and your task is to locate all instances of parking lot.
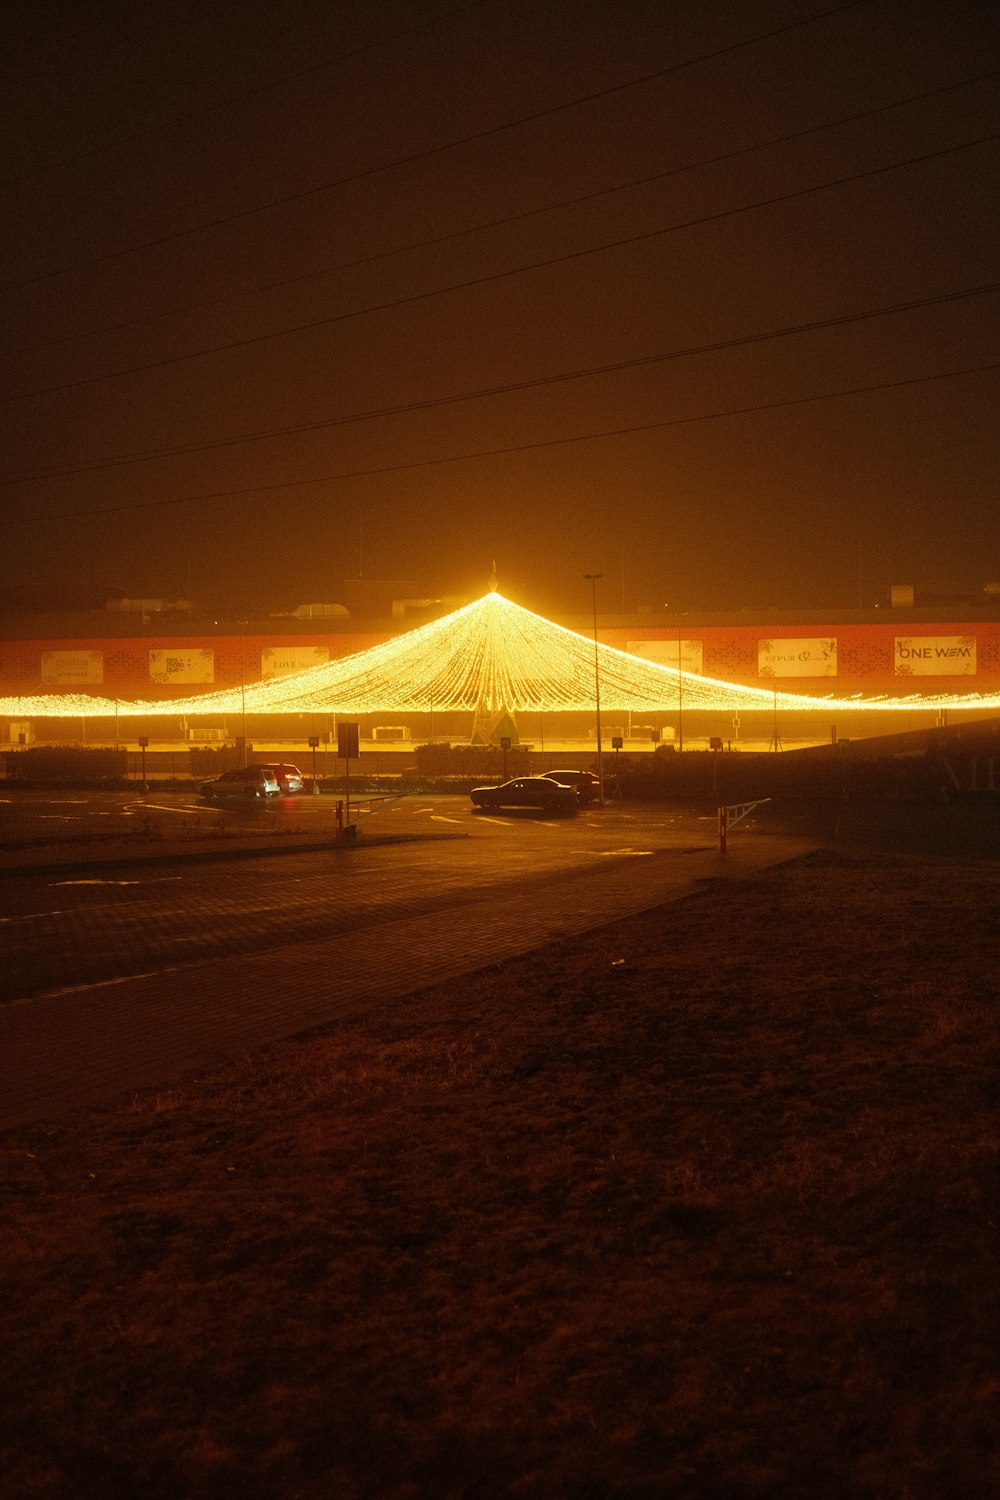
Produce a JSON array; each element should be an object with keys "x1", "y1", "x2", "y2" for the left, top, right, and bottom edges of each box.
[
  {"x1": 0, "y1": 789, "x2": 813, "y2": 1127},
  {"x1": 0, "y1": 782, "x2": 725, "y2": 866}
]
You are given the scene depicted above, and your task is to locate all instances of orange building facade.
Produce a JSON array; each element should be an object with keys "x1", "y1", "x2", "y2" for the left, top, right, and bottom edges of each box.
[{"x1": 2, "y1": 615, "x2": 998, "y2": 702}]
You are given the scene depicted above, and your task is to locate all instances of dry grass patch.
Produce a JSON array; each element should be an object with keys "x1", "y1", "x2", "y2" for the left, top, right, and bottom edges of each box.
[{"x1": 1, "y1": 850, "x2": 999, "y2": 1498}]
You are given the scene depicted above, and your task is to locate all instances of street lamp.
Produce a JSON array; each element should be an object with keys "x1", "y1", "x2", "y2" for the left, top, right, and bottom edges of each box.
[
  {"x1": 665, "y1": 605, "x2": 685, "y2": 752},
  {"x1": 677, "y1": 615, "x2": 684, "y2": 753},
  {"x1": 583, "y1": 573, "x2": 605, "y2": 805},
  {"x1": 238, "y1": 620, "x2": 248, "y2": 766}
]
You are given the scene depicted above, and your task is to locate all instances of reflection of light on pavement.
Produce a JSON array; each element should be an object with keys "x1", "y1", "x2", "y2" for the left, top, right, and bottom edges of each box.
[
  {"x1": 49, "y1": 876, "x2": 183, "y2": 890},
  {"x1": 124, "y1": 802, "x2": 223, "y2": 817},
  {"x1": 596, "y1": 849, "x2": 656, "y2": 857},
  {"x1": 42, "y1": 967, "x2": 180, "y2": 999},
  {"x1": 1, "y1": 910, "x2": 75, "y2": 922}
]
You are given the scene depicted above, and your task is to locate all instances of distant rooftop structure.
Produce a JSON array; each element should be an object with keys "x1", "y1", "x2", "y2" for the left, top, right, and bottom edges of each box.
[
  {"x1": 340, "y1": 578, "x2": 418, "y2": 616},
  {"x1": 888, "y1": 583, "x2": 1000, "y2": 609},
  {"x1": 284, "y1": 603, "x2": 350, "y2": 620},
  {"x1": 105, "y1": 597, "x2": 192, "y2": 615}
]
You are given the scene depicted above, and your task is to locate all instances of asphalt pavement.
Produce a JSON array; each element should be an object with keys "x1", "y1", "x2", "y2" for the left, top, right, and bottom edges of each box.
[{"x1": 0, "y1": 790, "x2": 817, "y2": 1130}]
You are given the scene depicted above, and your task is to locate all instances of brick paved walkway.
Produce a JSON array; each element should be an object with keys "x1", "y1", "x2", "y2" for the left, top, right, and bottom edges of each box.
[{"x1": 0, "y1": 826, "x2": 813, "y2": 1131}]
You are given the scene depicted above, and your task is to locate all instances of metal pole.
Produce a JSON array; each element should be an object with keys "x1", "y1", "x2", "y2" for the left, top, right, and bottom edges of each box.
[
  {"x1": 677, "y1": 618, "x2": 684, "y2": 753},
  {"x1": 584, "y1": 573, "x2": 605, "y2": 805},
  {"x1": 239, "y1": 622, "x2": 247, "y2": 766}
]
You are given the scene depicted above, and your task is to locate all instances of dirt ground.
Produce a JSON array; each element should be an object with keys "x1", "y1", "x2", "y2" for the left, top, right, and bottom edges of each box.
[{"x1": 2, "y1": 844, "x2": 998, "y2": 1499}]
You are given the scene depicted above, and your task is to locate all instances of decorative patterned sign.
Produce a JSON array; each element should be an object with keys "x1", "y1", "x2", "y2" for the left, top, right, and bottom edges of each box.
[
  {"x1": 41, "y1": 650, "x2": 104, "y2": 685},
  {"x1": 148, "y1": 648, "x2": 215, "y2": 684},
  {"x1": 260, "y1": 645, "x2": 329, "y2": 679},
  {"x1": 894, "y1": 636, "x2": 976, "y2": 675},
  {"x1": 626, "y1": 639, "x2": 704, "y2": 674},
  {"x1": 758, "y1": 638, "x2": 837, "y2": 677}
]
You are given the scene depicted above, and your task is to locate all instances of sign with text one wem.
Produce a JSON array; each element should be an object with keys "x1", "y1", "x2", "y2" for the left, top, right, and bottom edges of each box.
[{"x1": 894, "y1": 636, "x2": 977, "y2": 676}]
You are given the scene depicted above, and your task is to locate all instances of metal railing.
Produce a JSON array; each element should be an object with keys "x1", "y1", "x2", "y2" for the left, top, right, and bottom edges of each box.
[{"x1": 717, "y1": 798, "x2": 771, "y2": 852}]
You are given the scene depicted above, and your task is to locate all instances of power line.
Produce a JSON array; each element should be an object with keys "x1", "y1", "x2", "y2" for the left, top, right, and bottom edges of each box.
[
  {"x1": 12, "y1": 67, "x2": 994, "y2": 360},
  {"x1": 0, "y1": 0, "x2": 872, "y2": 295},
  {"x1": 4, "y1": 1, "x2": 493, "y2": 191},
  {"x1": 4, "y1": 281, "x2": 996, "y2": 486},
  {"x1": 7, "y1": 360, "x2": 997, "y2": 525},
  {"x1": 4, "y1": 129, "x2": 997, "y2": 408}
]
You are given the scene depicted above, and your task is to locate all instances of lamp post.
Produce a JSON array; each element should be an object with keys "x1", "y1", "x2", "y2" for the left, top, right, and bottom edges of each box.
[
  {"x1": 666, "y1": 606, "x2": 685, "y2": 752},
  {"x1": 583, "y1": 573, "x2": 605, "y2": 806},
  {"x1": 677, "y1": 615, "x2": 684, "y2": 753},
  {"x1": 238, "y1": 621, "x2": 248, "y2": 766}
]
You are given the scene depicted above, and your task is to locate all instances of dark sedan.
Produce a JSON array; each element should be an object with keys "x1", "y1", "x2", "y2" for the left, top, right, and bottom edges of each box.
[
  {"x1": 541, "y1": 769, "x2": 601, "y2": 802},
  {"x1": 470, "y1": 777, "x2": 577, "y2": 813}
]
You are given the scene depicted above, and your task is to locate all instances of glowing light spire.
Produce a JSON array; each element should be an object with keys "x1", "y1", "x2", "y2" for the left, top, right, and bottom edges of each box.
[{"x1": 3, "y1": 591, "x2": 1000, "y2": 719}]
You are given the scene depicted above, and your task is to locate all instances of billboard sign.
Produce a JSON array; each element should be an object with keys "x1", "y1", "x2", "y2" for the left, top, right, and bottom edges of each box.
[
  {"x1": 626, "y1": 638, "x2": 704, "y2": 674},
  {"x1": 758, "y1": 638, "x2": 837, "y2": 678},
  {"x1": 894, "y1": 636, "x2": 976, "y2": 676},
  {"x1": 40, "y1": 649, "x2": 104, "y2": 685},
  {"x1": 149, "y1": 648, "x2": 215, "y2": 684},
  {"x1": 260, "y1": 645, "x2": 329, "y2": 679}
]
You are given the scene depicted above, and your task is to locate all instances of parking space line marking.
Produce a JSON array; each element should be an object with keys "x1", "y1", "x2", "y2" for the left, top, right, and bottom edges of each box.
[
  {"x1": 1, "y1": 909, "x2": 76, "y2": 923},
  {"x1": 125, "y1": 802, "x2": 211, "y2": 815}
]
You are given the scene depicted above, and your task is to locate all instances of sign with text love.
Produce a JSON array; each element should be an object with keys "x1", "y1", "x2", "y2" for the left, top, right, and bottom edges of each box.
[{"x1": 260, "y1": 645, "x2": 329, "y2": 678}]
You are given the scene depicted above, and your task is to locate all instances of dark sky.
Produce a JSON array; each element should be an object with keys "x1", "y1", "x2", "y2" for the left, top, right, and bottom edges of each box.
[{"x1": 1, "y1": 0, "x2": 997, "y2": 619}]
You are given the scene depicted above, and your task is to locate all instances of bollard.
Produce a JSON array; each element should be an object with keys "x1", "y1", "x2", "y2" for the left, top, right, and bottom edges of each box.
[
  {"x1": 336, "y1": 799, "x2": 344, "y2": 832},
  {"x1": 717, "y1": 804, "x2": 728, "y2": 853}
]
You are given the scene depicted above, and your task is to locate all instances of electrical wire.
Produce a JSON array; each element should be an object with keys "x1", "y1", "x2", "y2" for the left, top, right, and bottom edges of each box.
[
  {"x1": 4, "y1": 130, "x2": 997, "y2": 408},
  {"x1": 0, "y1": 0, "x2": 873, "y2": 295},
  {"x1": 3, "y1": 1, "x2": 494, "y2": 191},
  {"x1": 6, "y1": 358, "x2": 996, "y2": 526},
  {"x1": 9, "y1": 67, "x2": 993, "y2": 360},
  {"x1": 3, "y1": 280, "x2": 996, "y2": 486}
]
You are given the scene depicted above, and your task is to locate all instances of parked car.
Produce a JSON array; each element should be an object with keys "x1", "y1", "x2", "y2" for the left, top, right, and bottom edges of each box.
[
  {"x1": 199, "y1": 767, "x2": 280, "y2": 800},
  {"x1": 470, "y1": 776, "x2": 577, "y2": 813},
  {"x1": 541, "y1": 769, "x2": 601, "y2": 802},
  {"x1": 254, "y1": 761, "x2": 308, "y2": 794}
]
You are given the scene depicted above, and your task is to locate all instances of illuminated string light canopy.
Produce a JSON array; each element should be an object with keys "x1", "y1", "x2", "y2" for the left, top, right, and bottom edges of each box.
[{"x1": 3, "y1": 591, "x2": 1000, "y2": 719}]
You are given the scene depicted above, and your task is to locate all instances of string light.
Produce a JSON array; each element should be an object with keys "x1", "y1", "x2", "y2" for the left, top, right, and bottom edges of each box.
[{"x1": 2, "y1": 591, "x2": 999, "y2": 720}]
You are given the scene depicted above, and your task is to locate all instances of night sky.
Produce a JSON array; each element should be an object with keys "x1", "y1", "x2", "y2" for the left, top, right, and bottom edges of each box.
[{"x1": 2, "y1": 0, "x2": 998, "y2": 620}]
